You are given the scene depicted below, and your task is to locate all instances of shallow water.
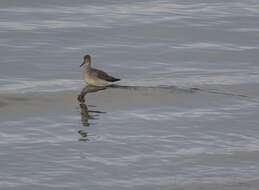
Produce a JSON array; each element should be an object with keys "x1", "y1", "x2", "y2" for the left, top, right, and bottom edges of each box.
[{"x1": 1, "y1": 0, "x2": 259, "y2": 189}]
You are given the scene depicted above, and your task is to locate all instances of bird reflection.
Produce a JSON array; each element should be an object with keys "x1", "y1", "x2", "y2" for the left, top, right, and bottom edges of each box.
[
  {"x1": 76, "y1": 84, "x2": 202, "y2": 141},
  {"x1": 77, "y1": 85, "x2": 106, "y2": 141},
  {"x1": 79, "y1": 103, "x2": 92, "y2": 127}
]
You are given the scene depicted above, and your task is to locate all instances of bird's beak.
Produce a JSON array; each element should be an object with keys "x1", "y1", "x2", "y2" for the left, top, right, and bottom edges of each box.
[{"x1": 80, "y1": 62, "x2": 85, "y2": 67}]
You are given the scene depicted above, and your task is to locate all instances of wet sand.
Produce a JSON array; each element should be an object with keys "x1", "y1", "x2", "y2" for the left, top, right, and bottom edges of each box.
[{"x1": 0, "y1": 84, "x2": 258, "y2": 115}]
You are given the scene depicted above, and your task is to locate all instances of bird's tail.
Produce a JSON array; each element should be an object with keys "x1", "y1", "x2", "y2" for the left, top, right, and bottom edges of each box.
[{"x1": 109, "y1": 77, "x2": 120, "y2": 82}]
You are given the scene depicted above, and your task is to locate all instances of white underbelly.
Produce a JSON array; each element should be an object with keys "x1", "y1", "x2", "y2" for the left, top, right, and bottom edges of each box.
[{"x1": 85, "y1": 76, "x2": 109, "y2": 86}]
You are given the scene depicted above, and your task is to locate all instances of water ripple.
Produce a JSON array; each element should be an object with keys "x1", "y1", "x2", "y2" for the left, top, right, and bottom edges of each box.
[{"x1": 1, "y1": 1, "x2": 258, "y2": 30}]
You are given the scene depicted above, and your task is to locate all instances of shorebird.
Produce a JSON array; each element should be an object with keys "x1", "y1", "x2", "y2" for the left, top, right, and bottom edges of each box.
[{"x1": 80, "y1": 54, "x2": 120, "y2": 86}]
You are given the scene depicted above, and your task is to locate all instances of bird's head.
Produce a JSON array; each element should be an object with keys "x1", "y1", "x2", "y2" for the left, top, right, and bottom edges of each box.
[{"x1": 80, "y1": 54, "x2": 91, "y2": 67}]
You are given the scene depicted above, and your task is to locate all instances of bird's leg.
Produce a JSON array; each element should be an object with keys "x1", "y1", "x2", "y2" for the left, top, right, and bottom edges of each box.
[{"x1": 77, "y1": 86, "x2": 88, "y2": 103}]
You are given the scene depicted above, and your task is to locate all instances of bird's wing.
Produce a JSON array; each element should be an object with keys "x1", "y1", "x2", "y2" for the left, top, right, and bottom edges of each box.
[{"x1": 91, "y1": 68, "x2": 117, "y2": 82}]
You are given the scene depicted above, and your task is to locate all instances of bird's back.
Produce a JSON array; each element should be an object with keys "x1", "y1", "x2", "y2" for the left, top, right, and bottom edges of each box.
[{"x1": 90, "y1": 68, "x2": 120, "y2": 82}]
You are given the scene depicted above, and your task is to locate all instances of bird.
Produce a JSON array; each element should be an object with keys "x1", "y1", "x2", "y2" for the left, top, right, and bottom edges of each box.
[{"x1": 80, "y1": 54, "x2": 120, "y2": 86}]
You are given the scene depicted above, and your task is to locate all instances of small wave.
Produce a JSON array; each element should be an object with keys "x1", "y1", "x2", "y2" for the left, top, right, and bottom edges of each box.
[{"x1": 0, "y1": 78, "x2": 82, "y2": 93}]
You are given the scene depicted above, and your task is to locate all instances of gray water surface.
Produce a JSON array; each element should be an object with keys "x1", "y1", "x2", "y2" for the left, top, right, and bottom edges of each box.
[{"x1": 1, "y1": 0, "x2": 259, "y2": 189}]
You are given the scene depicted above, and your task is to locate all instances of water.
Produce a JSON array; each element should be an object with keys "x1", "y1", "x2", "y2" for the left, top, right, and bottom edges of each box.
[{"x1": 1, "y1": 0, "x2": 259, "y2": 189}]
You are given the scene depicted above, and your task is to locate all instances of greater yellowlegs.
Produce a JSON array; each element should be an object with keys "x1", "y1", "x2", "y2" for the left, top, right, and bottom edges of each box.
[{"x1": 80, "y1": 54, "x2": 120, "y2": 86}]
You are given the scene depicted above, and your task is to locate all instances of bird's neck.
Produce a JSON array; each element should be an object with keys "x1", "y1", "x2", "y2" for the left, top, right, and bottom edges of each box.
[{"x1": 84, "y1": 63, "x2": 91, "y2": 73}]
